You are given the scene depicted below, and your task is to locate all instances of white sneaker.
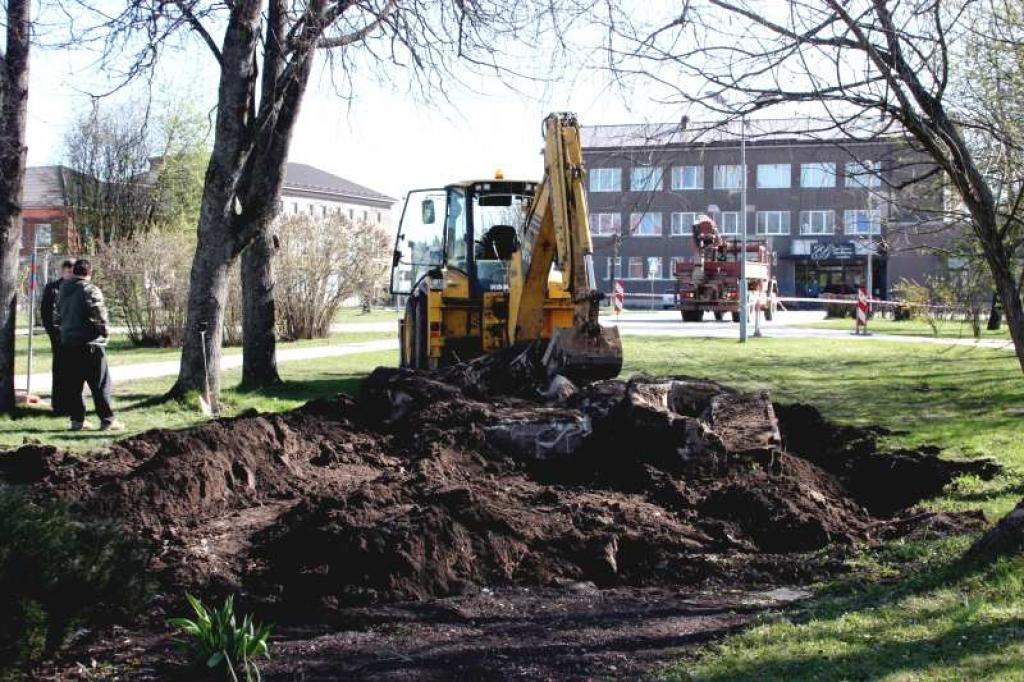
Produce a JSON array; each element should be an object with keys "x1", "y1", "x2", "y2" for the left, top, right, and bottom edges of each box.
[{"x1": 69, "y1": 420, "x2": 94, "y2": 431}]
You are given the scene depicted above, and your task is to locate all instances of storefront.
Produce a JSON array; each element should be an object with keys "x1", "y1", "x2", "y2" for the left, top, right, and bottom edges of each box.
[{"x1": 788, "y1": 241, "x2": 886, "y2": 299}]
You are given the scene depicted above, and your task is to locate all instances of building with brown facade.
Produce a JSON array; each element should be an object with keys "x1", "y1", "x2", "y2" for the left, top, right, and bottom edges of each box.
[{"x1": 581, "y1": 119, "x2": 948, "y2": 304}]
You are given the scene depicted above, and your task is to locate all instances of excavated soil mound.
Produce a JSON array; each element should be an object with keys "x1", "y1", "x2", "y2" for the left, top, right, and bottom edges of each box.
[{"x1": 0, "y1": 360, "x2": 1000, "y2": 617}]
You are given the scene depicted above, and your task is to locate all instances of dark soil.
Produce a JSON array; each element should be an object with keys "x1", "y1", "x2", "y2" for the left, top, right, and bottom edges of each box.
[{"x1": 0, "y1": 356, "x2": 1000, "y2": 679}]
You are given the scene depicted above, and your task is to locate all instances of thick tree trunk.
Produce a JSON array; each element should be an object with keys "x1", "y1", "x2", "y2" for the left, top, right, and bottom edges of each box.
[
  {"x1": 0, "y1": 0, "x2": 31, "y2": 414},
  {"x1": 171, "y1": 228, "x2": 233, "y2": 403},
  {"x1": 240, "y1": 226, "x2": 281, "y2": 388},
  {"x1": 981, "y1": 231, "x2": 1024, "y2": 374}
]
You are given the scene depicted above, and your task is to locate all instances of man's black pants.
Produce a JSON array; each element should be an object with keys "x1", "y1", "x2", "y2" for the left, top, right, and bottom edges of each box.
[
  {"x1": 47, "y1": 332, "x2": 67, "y2": 415},
  {"x1": 64, "y1": 343, "x2": 115, "y2": 423}
]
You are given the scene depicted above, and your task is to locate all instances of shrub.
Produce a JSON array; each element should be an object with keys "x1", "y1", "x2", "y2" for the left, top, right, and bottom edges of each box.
[
  {"x1": 274, "y1": 213, "x2": 390, "y2": 340},
  {"x1": 169, "y1": 593, "x2": 271, "y2": 682},
  {"x1": 95, "y1": 230, "x2": 194, "y2": 346},
  {"x1": 0, "y1": 487, "x2": 149, "y2": 670}
]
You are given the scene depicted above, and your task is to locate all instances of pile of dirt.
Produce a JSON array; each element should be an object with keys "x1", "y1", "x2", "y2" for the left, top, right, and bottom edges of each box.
[{"x1": 0, "y1": 365, "x2": 999, "y2": 617}]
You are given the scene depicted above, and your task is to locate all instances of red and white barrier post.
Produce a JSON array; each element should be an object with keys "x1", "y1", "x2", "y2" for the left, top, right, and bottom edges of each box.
[
  {"x1": 612, "y1": 280, "x2": 624, "y2": 318},
  {"x1": 855, "y1": 287, "x2": 869, "y2": 335}
]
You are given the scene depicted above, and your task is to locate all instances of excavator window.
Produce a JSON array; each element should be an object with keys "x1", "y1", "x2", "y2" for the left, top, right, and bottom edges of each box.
[
  {"x1": 390, "y1": 188, "x2": 446, "y2": 295},
  {"x1": 444, "y1": 189, "x2": 469, "y2": 273},
  {"x1": 473, "y1": 192, "x2": 528, "y2": 292}
]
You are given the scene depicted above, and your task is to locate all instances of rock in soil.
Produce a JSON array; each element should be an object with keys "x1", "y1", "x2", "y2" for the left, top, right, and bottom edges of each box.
[{"x1": 0, "y1": 367, "x2": 1000, "y2": 622}]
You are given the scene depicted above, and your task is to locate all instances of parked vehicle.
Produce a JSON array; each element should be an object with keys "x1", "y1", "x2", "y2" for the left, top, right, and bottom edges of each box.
[{"x1": 674, "y1": 214, "x2": 779, "y2": 322}]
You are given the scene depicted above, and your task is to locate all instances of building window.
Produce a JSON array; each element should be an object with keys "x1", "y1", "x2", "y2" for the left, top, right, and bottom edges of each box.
[
  {"x1": 844, "y1": 209, "x2": 881, "y2": 234},
  {"x1": 349, "y1": 208, "x2": 354, "y2": 219},
  {"x1": 845, "y1": 160, "x2": 881, "y2": 188},
  {"x1": 309, "y1": 204, "x2": 315, "y2": 215},
  {"x1": 756, "y1": 163, "x2": 791, "y2": 189},
  {"x1": 376, "y1": 212, "x2": 382, "y2": 223},
  {"x1": 801, "y1": 162, "x2": 836, "y2": 188},
  {"x1": 591, "y1": 212, "x2": 622, "y2": 236},
  {"x1": 363, "y1": 210, "x2": 368, "y2": 222},
  {"x1": 671, "y1": 165, "x2": 703, "y2": 190},
  {"x1": 714, "y1": 164, "x2": 744, "y2": 190},
  {"x1": 630, "y1": 166, "x2": 663, "y2": 192},
  {"x1": 756, "y1": 210, "x2": 791, "y2": 235},
  {"x1": 322, "y1": 206, "x2": 328, "y2": 217},
  {"x1": 647, "y1": 257, "x2": 663, "y2": 280},
  {"x1": 590, "y1": 168, "x2": 622, "y2": 192},
  {"x1": 606, "y1": 256, "x2": 622, "y2": 280},
  {"x1": 292, "y1": 202, "x2": 298, "y2": 214},
  {"x1": 628, "y1": 257, "x2": 644, "y2": 279},
  {"x1": 719, "y1": 211, "x2": 739, "y2": 235},
  {"x1": 629, "y1": 212, "x2": 663, "y2": 236},
  {"x1": 670, "y1": 212, "x2": 698, "y2": 236},
  {"x1": 799, "y1": 210, "x2": 835, "y2": 235},
  {"x1": 791, "y1": 239, "x2": 815, "y2": 255},
  {"x1": 669, "y1": 257, "x2": 686, "y2": 277}
]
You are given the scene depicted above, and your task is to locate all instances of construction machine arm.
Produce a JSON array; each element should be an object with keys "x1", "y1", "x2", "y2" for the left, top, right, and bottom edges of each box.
[{"x1": 511, "y1": 112, "x2": 622, "y2": 383}]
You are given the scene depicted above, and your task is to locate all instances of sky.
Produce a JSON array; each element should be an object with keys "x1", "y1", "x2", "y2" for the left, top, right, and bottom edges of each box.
[{"x1": 23, "y1": 6, "x2": 686, "y2": 204}]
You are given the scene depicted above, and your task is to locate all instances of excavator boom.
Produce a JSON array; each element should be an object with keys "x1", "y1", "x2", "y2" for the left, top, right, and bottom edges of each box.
[{"x1": 514, "y1": 113, "x2": 623, "y2": 383}]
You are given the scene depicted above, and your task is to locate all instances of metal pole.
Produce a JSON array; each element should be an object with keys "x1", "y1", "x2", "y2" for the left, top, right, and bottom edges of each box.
[
  {"x1": 739, "y1": 114, "x2": 748, "y2": 343},
  {"x1": 866, "y1": 241, "x2": 873, "y2": 331},
  {"x1": 26, "y1": 248, "x2": 36, "y2": 396}
]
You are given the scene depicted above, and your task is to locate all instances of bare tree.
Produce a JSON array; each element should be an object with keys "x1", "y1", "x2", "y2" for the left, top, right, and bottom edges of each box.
[
  {"x1": 601, "y1": 0, "x2": 1024, "y2": 373},
  {"x1": 63, "y1": 102, "x2": 155, "y2": 249},
  {"x1": 75, "y1": 0, "x2": 550, "y2": 403},
  {"x1": 0, "y1": 0, "x2": 30, "y2": 413}
]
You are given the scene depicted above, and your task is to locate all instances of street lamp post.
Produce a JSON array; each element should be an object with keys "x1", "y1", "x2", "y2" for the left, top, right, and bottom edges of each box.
[{"x1": 739, "y1": 113, "x2": 748, "y2": 343}]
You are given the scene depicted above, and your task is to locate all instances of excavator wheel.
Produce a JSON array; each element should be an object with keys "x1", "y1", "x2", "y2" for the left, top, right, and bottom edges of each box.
[{"x1": 402, "y1": 289, "x2": 429, "y2": 370}]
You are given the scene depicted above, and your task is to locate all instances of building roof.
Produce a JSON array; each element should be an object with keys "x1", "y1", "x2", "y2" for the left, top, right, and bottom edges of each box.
[
  {"x1": 582, "y1": 117, "x2": 905, "y2": 150},
  {"x1": 283, "y1": 162, "x2": 395, "y2": 205},
  {"x1": 23, "y1": 166, "x2": 68, "y2": 208}
]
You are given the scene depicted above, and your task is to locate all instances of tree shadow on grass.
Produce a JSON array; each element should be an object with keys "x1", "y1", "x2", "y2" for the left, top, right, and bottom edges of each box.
[{"x1": 230, "y1": 372, "x2": 369, "y2": 404}]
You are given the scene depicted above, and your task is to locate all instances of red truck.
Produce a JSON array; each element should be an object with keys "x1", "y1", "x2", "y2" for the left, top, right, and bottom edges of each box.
[{"x1": 674, "y1": 214, "x2": 779, "y2": 322}]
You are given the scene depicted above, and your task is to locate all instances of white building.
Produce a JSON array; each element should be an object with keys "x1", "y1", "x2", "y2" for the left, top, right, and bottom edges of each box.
[{"x1": 281, "y1": 162, "x2": 396, "y2": 228}]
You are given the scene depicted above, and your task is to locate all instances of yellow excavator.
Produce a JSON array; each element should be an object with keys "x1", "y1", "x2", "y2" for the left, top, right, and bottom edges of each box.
[{"x1": 389, "y1": 112, "x2": 622, "y2": 384}]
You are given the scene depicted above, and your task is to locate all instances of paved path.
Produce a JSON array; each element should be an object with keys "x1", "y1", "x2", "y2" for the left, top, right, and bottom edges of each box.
[{"x1": 15, "y1": 338, "x2": 399, "y2": 395}]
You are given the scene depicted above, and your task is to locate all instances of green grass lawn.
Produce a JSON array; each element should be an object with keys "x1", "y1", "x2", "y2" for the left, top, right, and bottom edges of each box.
[
  {"x1": 804, "y1": 316, "x2": 1013, "y2": 341},
  {"x1": 13, "y1": 331, "x2": 391, "y2": 377},
  {"x1": 332, "y1": 306, "x2": 402, "y2": 323},
  {"x1": 3, "y1": 334, "x2": 1024, "y2": 680},
  {"x1": 2, "y1": 348, "x2": 396, "y2": 450},
  {"x1": 621, "y1": 337, "x2": 1024, "y2": 682}
]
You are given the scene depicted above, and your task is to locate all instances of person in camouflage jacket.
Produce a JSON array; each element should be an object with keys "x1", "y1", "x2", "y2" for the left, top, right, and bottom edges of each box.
[{"x1": 55, "y1": 259, "x2": 122, "y2": 431}]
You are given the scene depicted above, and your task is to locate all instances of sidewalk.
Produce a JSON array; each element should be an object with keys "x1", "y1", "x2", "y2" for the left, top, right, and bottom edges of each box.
[{"x1": 15, "y1": 338, "x2": 399, "y2": 395}]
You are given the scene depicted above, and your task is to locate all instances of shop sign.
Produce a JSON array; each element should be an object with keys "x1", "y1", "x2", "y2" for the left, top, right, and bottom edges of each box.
[{"x1": 810, "y1": 241, "x2": 856, "y2": 261}]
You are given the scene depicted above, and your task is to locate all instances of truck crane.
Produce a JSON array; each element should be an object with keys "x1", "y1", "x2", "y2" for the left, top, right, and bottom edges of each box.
[{"x1": 388, "y1": 112, "x2": 622, "y2": 384}]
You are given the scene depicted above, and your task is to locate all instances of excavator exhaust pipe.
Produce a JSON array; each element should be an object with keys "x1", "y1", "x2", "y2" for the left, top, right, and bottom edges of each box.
[{"x1": 543, "y1": 323, "x2": 623, "y2": 385}]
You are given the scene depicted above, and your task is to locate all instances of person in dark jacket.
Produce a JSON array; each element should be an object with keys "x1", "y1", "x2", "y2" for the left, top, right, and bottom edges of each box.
[
  {"x1": 40, "y1": 260, "x2": 74, "y2": 415},
  {"x1": 55, "y1": 259, "x2": 123, "y2": 431}
]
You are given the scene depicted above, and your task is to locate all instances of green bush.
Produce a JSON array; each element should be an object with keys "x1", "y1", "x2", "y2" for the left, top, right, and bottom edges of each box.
[
  {"x1": 0, "y1": 487, "x2": 149, "y2": 671},
  {"x1": 169, "y1": 593, "x2": 271, "y2": 682}
]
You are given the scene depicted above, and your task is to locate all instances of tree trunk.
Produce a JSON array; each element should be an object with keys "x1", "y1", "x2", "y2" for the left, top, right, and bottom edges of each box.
[
  {"x1": 0, "y1": 0, "x2": 31, "y2": 414},
  {"x1": 171, "y1": 227, "x2": 233, "y2": 403},
  {"x1": 984, "y1": 238, "x2": 1024, "y2": 374},
  {"x1": 240, "y1": 225, "x2": 280, "y2": 388},
  {"x1": 988, "y1": 290, "x2": 1002, "y2": 330}
]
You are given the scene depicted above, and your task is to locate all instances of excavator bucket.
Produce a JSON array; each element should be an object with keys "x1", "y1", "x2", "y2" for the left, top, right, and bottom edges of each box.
[{"x1": 543, "y1": 323, "x2": 623, "y2": 385}]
